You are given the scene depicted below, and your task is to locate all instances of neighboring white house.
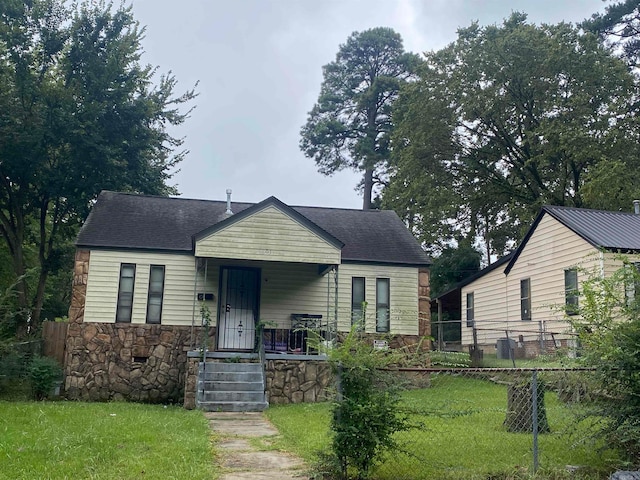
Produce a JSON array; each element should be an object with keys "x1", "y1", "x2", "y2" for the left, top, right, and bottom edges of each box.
[{"x1": 436, "y1": 205, "x2": 640, "y2": 355}]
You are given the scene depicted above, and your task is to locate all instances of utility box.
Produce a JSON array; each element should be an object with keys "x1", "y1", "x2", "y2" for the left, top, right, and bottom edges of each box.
[{"x1": 496, "y1": 338, "x2": 516, "y2": 359}]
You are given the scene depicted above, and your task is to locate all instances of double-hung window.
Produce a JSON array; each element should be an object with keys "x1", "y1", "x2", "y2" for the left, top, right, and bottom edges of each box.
[
  {"x1": 146, "y1": 265, "x2": 165, "y2": 324},
  {"x1": 376, "y1": 278, "x2": 390, "y2": 333},
  {"x1": 624, "y1": 262, "x2": 640, "y2": 306},
  {"x1": 520, "y1": 278, "x2": 531, "y2": 321},
  {"x1": 116, "y1": 263, "x2": 136, "y2": 323},
  {"x1": 351, "y1": 277, "x2": 365, "y2": 326},
  {"x1": 564, "y1": 268, "x2": 579, "y2": 315},
  {"x1": 466, "y1": 292, "x2": 475, "y2": 327}
]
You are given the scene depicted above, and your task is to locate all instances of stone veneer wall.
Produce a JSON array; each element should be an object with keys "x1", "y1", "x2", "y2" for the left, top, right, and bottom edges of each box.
[
  {"x1": 265, "y1": 359, "x2": 333, "y2": 404},
  {"x1": 65, "y1": 322, "x2": 215, "y2": 402},
  {"x1": 418, "y1": 267, "x2": 431, "y2": 338}
]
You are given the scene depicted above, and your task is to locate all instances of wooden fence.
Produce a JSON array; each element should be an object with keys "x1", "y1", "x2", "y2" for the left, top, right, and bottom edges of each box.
[{"x1": 42, "y1": 321, "x2": 68, "y2": 366}]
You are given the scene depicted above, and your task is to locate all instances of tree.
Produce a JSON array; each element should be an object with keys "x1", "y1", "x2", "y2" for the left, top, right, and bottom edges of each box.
[
  {"x1": 582, "y1": 0, "x2": 640, "y2": 68},
  {"x1": 385, "y1": 14, "x2": 638, "y2": 257},
  {"x1": 429, "y1": 243, "x2": 481, "y2": 298},
  {"x1": 300, "y1": 27, "x2": 418, "y2": 210},
  {"x1": 0, "y1": 0, "x2": 196, "y2": 337}
]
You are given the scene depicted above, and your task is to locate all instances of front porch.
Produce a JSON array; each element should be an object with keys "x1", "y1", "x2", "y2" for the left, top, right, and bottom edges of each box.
[{"x1": 190, "y1": 258, "x2": 340, "y2": 357}]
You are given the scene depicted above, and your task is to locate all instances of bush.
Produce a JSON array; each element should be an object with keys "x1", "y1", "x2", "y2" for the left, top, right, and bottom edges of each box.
[
  {"x1": 323, "y1": 329, "x2": 413, "y2": 479},
  {"x1": 570, "y1": 261, "x2": 640, "y2": 466},
  {"x1": 29, "y1": 356, "x2": 62, "y2": 400}
]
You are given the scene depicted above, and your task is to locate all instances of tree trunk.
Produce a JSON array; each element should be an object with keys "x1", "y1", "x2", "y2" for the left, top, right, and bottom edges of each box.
[
  {"x1": 504, "y1": 381, "x2": 550, "y2": 433},
  {"x1": 363, "y1": 168, "x2": 373, "y2": 210}
]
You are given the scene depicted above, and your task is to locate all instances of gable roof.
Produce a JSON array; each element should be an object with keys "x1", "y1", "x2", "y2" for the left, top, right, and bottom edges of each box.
[
  {"x1": 193, "y1": 196, "x2": 344, "y2": 250},
  {"x1": 77, "y1": 191, "x2": 431, "y2": 266},
  {"x1": 505, "y1": 205, "x2": 640, "y2": 274}
]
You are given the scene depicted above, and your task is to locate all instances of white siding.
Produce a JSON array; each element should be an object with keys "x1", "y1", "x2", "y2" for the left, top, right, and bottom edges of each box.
[
  {"x1": 202, "y1": 259, "x2": 328, "y2": 328},
  {"x1": 462, "y1": 213, "x2": 604, "y2": 348},
  {"x1": 84, "y1": 253, "x2": 419, "y2": 335},
  {"x1": 85, "y1": 250, "x2": 197, "y2": 326},
  {"x1": 195, "y1": 206, "x2": 341, "y2": 264},
  {"x1": 337, "y1": 264, "x2": 419, "y2": 335},
  {"x1": 460, "y1": 263, "x2": 508, "y2": 346}
]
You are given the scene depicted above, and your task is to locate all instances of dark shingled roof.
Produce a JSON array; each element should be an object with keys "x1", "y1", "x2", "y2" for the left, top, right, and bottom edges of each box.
[
  {"x1": 77, "y1": 191, "x2": 431, "y2": 266},
  {"x1": 505, "y1": 204, "x2": 640, "y2": 274}
]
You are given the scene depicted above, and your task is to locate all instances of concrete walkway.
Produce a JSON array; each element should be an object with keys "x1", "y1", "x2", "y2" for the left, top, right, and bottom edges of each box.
[{"x1": 206, "y1": 412, "x2": 309, "y2": 480}]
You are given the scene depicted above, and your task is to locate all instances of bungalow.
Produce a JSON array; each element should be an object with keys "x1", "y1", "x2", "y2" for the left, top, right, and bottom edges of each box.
[
  {"x1": 435, "y1": 204, "x2": 640, "y2": 357},
  {"x1": 64, "y1": 191, "x2": 431, "y2": 409}
]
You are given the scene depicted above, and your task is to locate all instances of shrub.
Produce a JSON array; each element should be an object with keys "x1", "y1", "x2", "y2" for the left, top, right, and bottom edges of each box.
[
  {"x1": 29, "y1": 356, "x2": 62, "y2": 400},
  {"x1": 323, "y1": 329, "x2": 413, "y2": 479},
  {"x1": 570, "y1": 261, "x2": 640, "y2": 465}
]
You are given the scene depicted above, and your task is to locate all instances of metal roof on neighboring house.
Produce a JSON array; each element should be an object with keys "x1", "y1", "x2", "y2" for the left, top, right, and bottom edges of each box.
[
  {"x1": 76, "y1": 191, "x2": 431, "y2": 266},
  {"x1": 505, "y1": 204, "x2": 640, "y2": 274},
  {"x1": 543, "y1": 205, "x2": 640, "y2": 251},
  {"x1": 434, "y1": 204, "x2": 640, "y2": 301}
]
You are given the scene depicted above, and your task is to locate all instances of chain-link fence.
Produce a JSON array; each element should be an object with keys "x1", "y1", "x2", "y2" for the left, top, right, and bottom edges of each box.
[
  {"x1": 0, "y1": 339, "x2": 42, "y2": 396},
  {"x1": 431, "y1": 318, "x2": 581, "y2": 368},
  {"x1": 334, "y1": 367, "x2": 611, "y2": 480}
]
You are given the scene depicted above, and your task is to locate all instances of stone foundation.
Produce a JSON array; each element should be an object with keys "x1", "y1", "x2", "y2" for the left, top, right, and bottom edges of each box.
[
  {"x1": 265, "y1": 359, "x2": 333, "y2": 404},
  {"x1": 64, "y1": 322, "x2": 214, "y2": 403}
]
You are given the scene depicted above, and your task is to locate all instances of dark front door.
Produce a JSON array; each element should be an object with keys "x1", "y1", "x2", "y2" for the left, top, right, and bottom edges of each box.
[{"x1": 217, "y1": 267, "x2": 260, "y2": 350}]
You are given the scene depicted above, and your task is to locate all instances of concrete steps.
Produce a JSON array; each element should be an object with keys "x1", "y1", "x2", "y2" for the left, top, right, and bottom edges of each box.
[{"x1": 196, "y1": 362, "x2": 268, "y2": 412}]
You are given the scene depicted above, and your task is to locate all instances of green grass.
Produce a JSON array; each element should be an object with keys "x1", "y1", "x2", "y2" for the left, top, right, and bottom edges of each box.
[
  {"x1": 264, "y1": 401, "x2": 332, "y2": 461},
  {"x1": 266, "y1": 375, "x2": 621, "y2": 479},
  {"x1": 0, "y1": 401, "x2": 217, "y2": 480},
  {"x1": 477, "y1": 352, "x2": 578, "y2": 369}
]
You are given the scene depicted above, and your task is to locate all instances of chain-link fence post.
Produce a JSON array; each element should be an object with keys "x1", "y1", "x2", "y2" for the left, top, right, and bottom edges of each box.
[{"x1": 532, "y1": 369, "x2": 539, "y2": 473}]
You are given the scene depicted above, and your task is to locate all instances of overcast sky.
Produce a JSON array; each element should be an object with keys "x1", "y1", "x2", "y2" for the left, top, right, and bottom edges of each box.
[{"x1": 129, "y1": 0, "x2": 607, "y2": 209}]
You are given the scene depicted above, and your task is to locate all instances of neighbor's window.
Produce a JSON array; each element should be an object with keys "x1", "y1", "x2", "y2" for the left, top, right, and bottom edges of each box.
[
  {"x1": 116, "y1": 263, "x2": 136, "y2": 323},
  {"x1": 520, "y1": 278, "x2": 531, "y2": 321},
  {"x1": 146, "y1": 265, "x2": 165, "y2": 324},
  {"x1": 351, "y1": 277, "x2": 365, "y2": 326},
  {"x1": 466, "y1": 292, "x2": 475, "y2": 327},
  {"x1": 624, "y1": 262, "x2": 640, "y2": 306},
  {"x1": 376, "y1": 278, "x2": 390, "y2": 333},
  {"x1": 564, "y1": 268, "x2": 579, "y2": 315}
]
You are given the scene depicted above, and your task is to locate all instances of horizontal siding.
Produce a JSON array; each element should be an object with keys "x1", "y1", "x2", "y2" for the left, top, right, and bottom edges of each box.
[
  {"x1": 461, "y1": 263, "x2": 507, "y2": 346},
  {"x1": 507, "y1": 214, "x2": 597, "y2": 329},
  {"x1": 338, "y1": 264, "x2": 418, "y2": 336},
  {"x1": 195, "y1": 206, "x2": 340, "y2": 264},
  {"x1": 85, "y1": 250, "x2": 197, "y2": 326},
  {"x1": 84, "y1": 254, "x2": 419, "y2": 336},
  {"x1": 462, "y1": 214, "x2": 605, "y2": 348},
  {"x1": 202, "y1": 259, "x2": 328, "y2": 329}
]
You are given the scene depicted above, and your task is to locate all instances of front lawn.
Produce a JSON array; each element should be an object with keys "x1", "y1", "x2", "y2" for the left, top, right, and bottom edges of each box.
[
  {"x1": 0, "y1": 401, "x2": 216, "y2": 480},
  {"x1": 266, "y1": 374, "x2": 620, "y2": 479}
]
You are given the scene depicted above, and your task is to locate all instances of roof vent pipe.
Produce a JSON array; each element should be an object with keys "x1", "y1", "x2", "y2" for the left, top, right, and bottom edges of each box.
[
  {"x1": 634, "y1": 200, "x2": 640, "y2": 215},
  {"x1": 225, "y1": 189, "x2": 233, "y2": 215}
]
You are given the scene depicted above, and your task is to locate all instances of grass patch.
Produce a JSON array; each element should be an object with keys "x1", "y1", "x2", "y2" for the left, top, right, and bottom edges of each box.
[
  {"x1": 267, "y1": 374, "x2": 620, "y2": 479},
  {"x1": 477, "y1": 352, "x2": 578, "y2": 369},
  {"x1": 264, "y1": 401, "x2": 332, "y2": 461},
  {"x1": 0, "y1": 401, "x2": 216, "y2": 479}
]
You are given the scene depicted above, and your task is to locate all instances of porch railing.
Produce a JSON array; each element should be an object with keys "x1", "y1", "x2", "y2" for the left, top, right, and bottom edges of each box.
[{"x1": 262, "y1": 314, "x2": 329, "y2": 355}]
